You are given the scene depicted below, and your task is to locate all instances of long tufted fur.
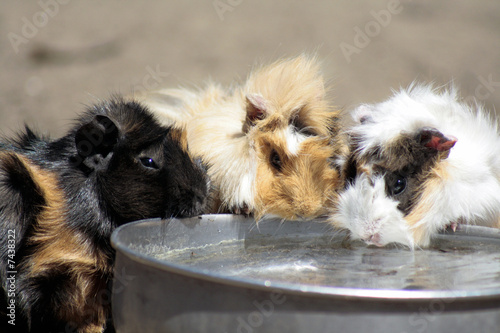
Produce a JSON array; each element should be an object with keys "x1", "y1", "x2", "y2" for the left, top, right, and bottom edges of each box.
[
  {"x1": 136, "y1": 55, "x2": 348, "y2": 220},
  {"x1": 331, "y1": 83, "x2": 500, "y2": 248}
]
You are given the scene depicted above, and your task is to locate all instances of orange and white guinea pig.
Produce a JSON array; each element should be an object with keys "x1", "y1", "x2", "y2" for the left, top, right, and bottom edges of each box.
[
  {"x1": 136, "y1": 55, "x2": 348, "y2": 220},
  {"x1": 330, "y1": 83, "x2": 500, "y2": 249}
]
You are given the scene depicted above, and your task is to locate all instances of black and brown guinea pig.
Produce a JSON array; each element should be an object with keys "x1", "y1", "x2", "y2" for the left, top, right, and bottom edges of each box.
[
  {"x1": 0, "y1": 97, "x2": 208, "y2": 333},
  {"x1": 136, "y1": 55, "x2": 349, "y2": 220}
]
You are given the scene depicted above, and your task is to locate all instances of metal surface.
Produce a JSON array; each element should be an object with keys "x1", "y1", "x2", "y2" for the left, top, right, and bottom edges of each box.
[{"x1": 111, "y1": 215, "x2": 500, "y2": 333}]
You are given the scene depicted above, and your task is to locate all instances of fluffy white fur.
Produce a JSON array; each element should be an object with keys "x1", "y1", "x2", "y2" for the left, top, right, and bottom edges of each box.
[
  {"x1": 332, "y1": 83, "x2": 500, "y2": 248},
  {"x1": 285, "y1": 125, "x2": 308, "y2": 155},
  {"x1": 334, "y1": 174, "x2": 414, "y2": 247}
]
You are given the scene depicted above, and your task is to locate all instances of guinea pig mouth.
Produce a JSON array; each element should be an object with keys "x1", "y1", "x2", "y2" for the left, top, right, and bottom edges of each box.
[
  {"x1": 164, "y1": 186, "x2": 208, "y2": 218},
  {"x1": 173, "y1": 203, "x2": 204, "y2": 218},
  {"x1": 165, "y1": 204, "x2": 202, "y2": 219},
  {"x1": 363, "y1": 233, "x2": 384, "y2": 247}
]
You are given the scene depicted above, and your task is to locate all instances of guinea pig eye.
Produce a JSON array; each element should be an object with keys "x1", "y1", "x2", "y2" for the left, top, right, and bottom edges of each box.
[
  {"x1": 269, "y1": 149, "x2": 282, "y2": 171},
  {"x1": 139, "y1": 157, "x2": 159, "y2": 170},
  {"x1": 389, "y1": 177, "x2": 407, "y2": 196}
]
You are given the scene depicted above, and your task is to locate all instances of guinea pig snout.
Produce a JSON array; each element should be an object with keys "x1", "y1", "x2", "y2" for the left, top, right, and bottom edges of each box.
[
  {"x1": 182, "y1": 169, "x2": 210, "y2": 217},
  {"x1": 294, "y1": 197, "x2": 327, "y2": 219},
  {"x1": 163, "y1": 152, "x2": 209, "y2": 218},
  {"x1": 184, "y1": 187, "x2": 208, "y2": 216},
  {"x1": 362, "y1": 232, "x2": 384, "y2": 247},
  {"x1": 168, "y1": 184, "x2": 208, "y2": 218}
]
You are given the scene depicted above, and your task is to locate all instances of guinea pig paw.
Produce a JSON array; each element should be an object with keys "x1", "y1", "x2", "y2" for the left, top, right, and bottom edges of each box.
[
  {"x1": 231, "y1": 204, "x2": 251, "y2": 216},
  {"x1": 446, "y1": 221, "x2": 459, "y2": 232}
]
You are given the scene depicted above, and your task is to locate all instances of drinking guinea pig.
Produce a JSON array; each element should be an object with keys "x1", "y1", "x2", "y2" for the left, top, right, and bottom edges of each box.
[
  {"x1": 330, "y1": 84, "x2": 500, "y2": 248},
  {"x1": 136, "y1": 55, "x2": 348, "y2": 220},
  {"x1": 0, "y1": 97, "x2": 208, "y2": 333}
]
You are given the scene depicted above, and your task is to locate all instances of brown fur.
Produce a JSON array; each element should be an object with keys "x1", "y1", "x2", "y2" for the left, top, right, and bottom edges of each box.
[
  {"x1": 243, "y1": 55, "x2": 336, "y2": 138},
  {"x1": 136, "y1": 55, "x2": 348, "y2": 219},
  {"x1": 243, "y1": 56, "x2": 347, "y2": 219},
  {"x1": 350, "y1": 128, "x2": 452, "y2": 217},
  {"x1": 254, "y1": 136, "x2": 342, "y2": 220},
  {"x1": 357, "y1": 133, "x2": 444, "y2": 171},
  {"x1": 14, "y1": 154, "x2": 111, "y2": 332},
  {"x1": 167, "y1": 127, "x2": 190, "y2": 153},
  {"x1": 0, "y1": 98, "x2": 209, "y2": 332},
  {"x1": 406, "y1": 161, "x2": 450, "y2": 246}
]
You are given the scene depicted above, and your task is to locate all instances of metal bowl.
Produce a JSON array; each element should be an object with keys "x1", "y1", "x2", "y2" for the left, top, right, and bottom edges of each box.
[{"x1": 111, "y1": 215, "x2": 500, "y2": 333}]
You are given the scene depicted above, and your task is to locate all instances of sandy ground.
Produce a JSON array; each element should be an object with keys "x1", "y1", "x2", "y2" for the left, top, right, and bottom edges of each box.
[{"x1": 1, "y1": 0, "x2": 499, "y2": 137}]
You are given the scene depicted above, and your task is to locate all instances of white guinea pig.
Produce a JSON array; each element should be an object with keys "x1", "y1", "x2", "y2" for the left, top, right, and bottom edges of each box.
[
  {"x1": 330, "y1": 83, "x2": 500, "y2": 248},
  {"x1": 136, "y1": 55, "x2": 348, "y2": 220}
]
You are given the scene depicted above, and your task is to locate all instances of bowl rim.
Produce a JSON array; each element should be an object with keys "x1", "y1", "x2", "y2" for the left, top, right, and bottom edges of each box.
[{"x1": 111, "y1": 215, "x2": 500, "y2": 303}]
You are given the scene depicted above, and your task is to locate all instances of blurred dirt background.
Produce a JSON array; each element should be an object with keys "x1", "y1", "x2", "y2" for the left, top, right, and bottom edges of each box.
[{"x1": 1, "y1": 0, "x2": 499, "y2": 137}]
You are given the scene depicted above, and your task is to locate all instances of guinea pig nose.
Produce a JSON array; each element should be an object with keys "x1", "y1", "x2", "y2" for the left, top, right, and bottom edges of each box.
[
  {"x1": 366, "y1": 233, "x2": 383, "y2": 247},
  {"x1": 295, "y1": 200, "x2": 326, "y2": 220}
]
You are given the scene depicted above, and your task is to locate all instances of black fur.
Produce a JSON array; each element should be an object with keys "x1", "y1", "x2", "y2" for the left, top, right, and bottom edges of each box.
[
  {"x1": 349, "y1": 127, "x2": 449, "y2": 217},
  {"x1": 0, "y1": 98, "x2": 208, "y2": 332}
]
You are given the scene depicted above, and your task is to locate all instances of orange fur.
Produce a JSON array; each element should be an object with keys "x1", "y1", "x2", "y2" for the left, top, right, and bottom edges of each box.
[
  {"x1": 254, "y1": 136, "x2": 341, "y2": 220},
  {"x1": 242, "y1": 55, "x2": 336, "y2": 137},
  {"x1": 405, "y1": 162, "x2": 449, "y2": 247},
  {"x1": 241, "y1": 56, "x2": 346, "y2": 218},
  {"x1": 136, "y1": 55, "x2": 347, "y2": 219},
  {"x1": 16, "y1": 155, "x2": 110, "y2": 333},
  {"x1": 167, "y1": 127, "x2": 190, "y2": 153}
]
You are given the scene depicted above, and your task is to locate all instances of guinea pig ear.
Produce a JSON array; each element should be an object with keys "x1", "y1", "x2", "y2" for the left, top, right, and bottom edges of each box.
[
  {"x1": 353, "y1": 104, "x2": 374, "y2": 124},
  {"x1": 75, "y1": 115, "x2": 120, "y2": 161},
  {"x1": 245, "y1": 93, "x2": 268, "y2": 128},
  {"x1": 418, "y1": 127, "x2": 457, "y2": 152}
]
